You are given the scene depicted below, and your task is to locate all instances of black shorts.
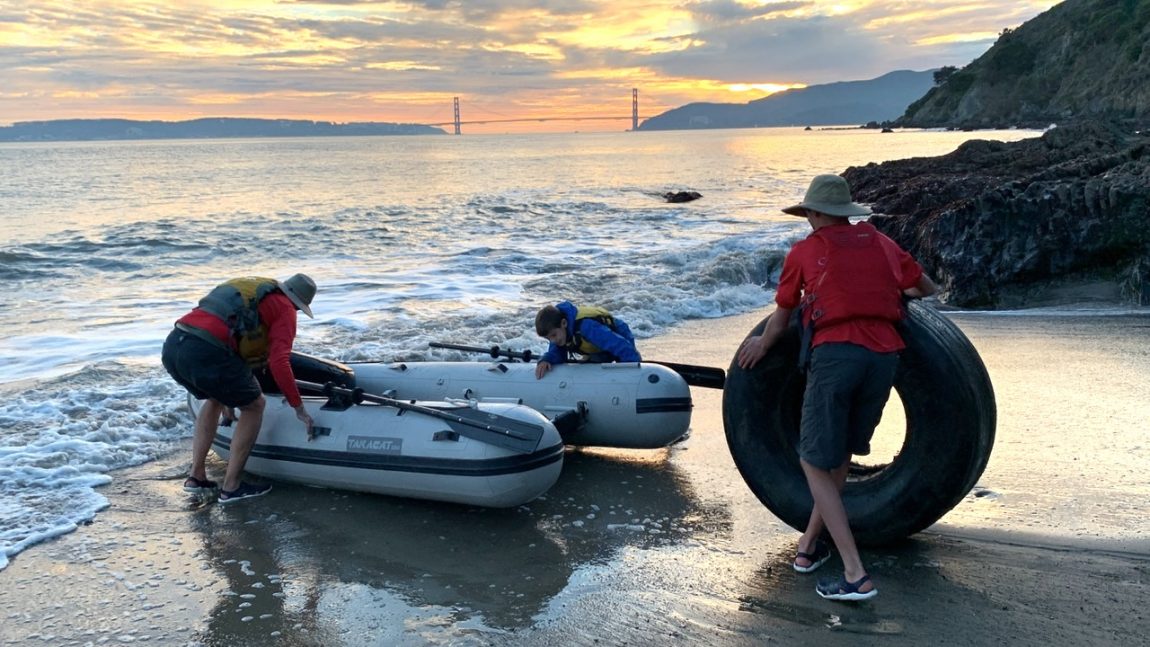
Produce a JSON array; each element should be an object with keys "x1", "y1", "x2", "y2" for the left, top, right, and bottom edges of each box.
[
  {"x1": 798, "y1": 342, "x2": 899, "y2": 470},
  {"x1": 161, "y1": 327, "x2": 262, "y2": 408}
]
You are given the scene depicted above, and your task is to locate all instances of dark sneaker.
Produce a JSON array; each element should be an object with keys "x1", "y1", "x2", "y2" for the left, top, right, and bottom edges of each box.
[
  {"x1": 218, "y1": 482, "x2": 272, "y2": 504},
  {"x1": 183, "y1": 476, "x2": 219, "y2": 494}
]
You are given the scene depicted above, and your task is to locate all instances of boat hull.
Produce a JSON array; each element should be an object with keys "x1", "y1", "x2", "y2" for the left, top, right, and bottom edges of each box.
[
  {"x1": 191, "y1": 395, "x2": 564, "y2": 508},
  {"x1": 351, "y1": 360, "x2": 693, "y2": 449}
]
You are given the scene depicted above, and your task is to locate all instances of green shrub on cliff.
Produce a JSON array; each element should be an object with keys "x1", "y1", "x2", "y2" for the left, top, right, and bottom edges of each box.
[{"x1": 898, "y1": 0, "x2": 1150, "y2": 128}]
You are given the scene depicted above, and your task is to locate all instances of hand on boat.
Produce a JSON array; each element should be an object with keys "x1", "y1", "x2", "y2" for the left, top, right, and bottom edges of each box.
[
  {"x1": 294, "y1": 404, "x2": 314, "y2": 437},
  {"x1": 534, "y1": 360, "x2": 553, "y2": 379}
]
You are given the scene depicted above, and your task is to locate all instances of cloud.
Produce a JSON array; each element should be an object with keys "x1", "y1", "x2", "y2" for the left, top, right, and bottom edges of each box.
[
  {"x1": 689, "y1": 0, "x2": 810, "y2": 24},
  {"x1": 0, "y1": 0, "x2": 1060, "y2": 126}
]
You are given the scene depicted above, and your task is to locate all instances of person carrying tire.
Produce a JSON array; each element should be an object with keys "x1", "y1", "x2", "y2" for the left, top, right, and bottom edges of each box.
[{"x1": 736, "y1": 174, "x2": 937, "y2": 601}]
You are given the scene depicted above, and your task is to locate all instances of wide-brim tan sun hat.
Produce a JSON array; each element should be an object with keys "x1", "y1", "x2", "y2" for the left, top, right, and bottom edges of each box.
[
  {"x1": 781, "y1": 174, "x2": 872, "y2": 217},
  {"x1": 278, "y1": 273, "x2": 316, "y2": 318}
]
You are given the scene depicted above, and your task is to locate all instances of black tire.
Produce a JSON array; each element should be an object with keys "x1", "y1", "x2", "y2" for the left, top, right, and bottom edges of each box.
[{"x1": 722, "y1": 301, "x2": 996, "y2": 546}]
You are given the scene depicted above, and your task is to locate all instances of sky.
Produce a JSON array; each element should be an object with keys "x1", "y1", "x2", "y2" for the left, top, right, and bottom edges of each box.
[{"x1": 1, "y1": 1, "x2": 1060, "y2": 133}]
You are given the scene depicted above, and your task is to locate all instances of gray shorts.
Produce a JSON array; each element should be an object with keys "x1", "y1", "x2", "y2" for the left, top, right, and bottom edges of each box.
[
  {"x1": 161, "y1": 327, "x2": 262, "y2": 408},
  {"x1": 799, "y1": 342, "x2": 899, "y2": 470}
]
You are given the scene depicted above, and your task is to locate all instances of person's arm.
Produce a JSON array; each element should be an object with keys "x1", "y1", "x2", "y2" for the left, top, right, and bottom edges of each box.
[
  {"x1": 738, "y1": 243, "x2": 805, "y2": 370},
  {"x1": 903, "y1": 273, "x2": 938, "y2": 299},
  {"x1": 261, "y1": 296, "x2": 313, "y2": 431},
  {"x1": 580, "y1": 320, "x2": 641, "y2": 362},
  {"x1": 736, "y1": 305, "x2": 794, "y2": 369},
  {"x1": 539, "y1": 342, "x2": 564, "y2": 366},
  {"x1": 885, "y1": 236, "x2": 938, "y2": 299},
  {"x1": 535, "y1": 343, "x2": 564, "y2": 379}
]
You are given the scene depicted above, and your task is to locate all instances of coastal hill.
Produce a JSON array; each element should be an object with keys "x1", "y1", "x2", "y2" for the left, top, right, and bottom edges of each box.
[
  {"x1": 0, "y1": 118, "x2": 445, "y2": 142},
  {"x1": 844, "y1": 0, "x2": 1150, "y2": 308},
  {"x1": 636, "y1": 70, "x2": 935, "y2": 131},
  {"x1": 898, "y1": 0, "x2": 1150, "y2": 129}
]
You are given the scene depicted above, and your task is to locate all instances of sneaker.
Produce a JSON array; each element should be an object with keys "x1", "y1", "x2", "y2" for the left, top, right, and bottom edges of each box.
[
  {"x1": 183, "y1": 476, "x2": 219, "y2": 494},
  {"x1": 218, "y1": 482, "x2": 272, "y2": 504}
]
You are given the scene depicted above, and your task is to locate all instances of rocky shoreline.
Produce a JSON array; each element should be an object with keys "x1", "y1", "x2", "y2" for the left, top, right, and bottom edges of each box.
[{"x1": 844, "y1": 121, "x2": 1149, "y2": 308}]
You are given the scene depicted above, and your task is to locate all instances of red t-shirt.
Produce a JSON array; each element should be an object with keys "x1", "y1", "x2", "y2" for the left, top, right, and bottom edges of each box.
[
  {"x1": 176, "y1": 292, "x2": 303, "y2": 407},
  {"x1": 776, "y1": 222, "x2": 923, "y2": 353}
]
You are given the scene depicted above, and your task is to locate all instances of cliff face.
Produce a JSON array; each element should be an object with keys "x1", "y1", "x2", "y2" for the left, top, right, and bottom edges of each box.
[
  {"x1": 899, "y1": 0, "x2": 1150, "y2": 128},
  {"x1": 844, "y1": 122, "x2": 1150, "y2": 308}
]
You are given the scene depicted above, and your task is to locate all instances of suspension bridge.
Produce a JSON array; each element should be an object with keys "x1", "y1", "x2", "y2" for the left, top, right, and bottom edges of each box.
[{"x1": 422, "y1": 89, "x2": 644, "y2": 134}]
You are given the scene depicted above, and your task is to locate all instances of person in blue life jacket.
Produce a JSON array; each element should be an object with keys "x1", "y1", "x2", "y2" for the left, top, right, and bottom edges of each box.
[{"x1": 534, "y1": 301, "x2": 641, "y2": 379}]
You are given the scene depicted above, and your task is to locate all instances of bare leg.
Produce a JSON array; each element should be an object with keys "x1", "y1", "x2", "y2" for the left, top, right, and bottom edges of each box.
[
  {"x1": 190, "y1": 399, "x2": 225, "y2": 481},
  {"x1": 795, "y1": 462, "x2": 849, "y2": 565},
  {"x1": 801, "y1": 458, "x2": 873, "y2": 591},
  {"x1": 222, "y1": 395, "x2": 266, "y2": 492}
]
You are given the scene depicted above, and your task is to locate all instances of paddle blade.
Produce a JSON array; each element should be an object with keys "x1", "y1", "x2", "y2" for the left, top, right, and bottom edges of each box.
[
  {"x1": 650, "y1": 361, "x2": 726, "y2": 389},
  {"x1": 420, "y1": 403, "x2": 546, "y2": 454}
]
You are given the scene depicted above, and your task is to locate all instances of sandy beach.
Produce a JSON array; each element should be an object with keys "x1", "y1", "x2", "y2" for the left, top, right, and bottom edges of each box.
[{"x1": 1, "y1": 307, "x2": 1148, "y2": 646}]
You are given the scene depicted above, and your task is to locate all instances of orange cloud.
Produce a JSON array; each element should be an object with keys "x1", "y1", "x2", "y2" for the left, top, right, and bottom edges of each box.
[{"x1": 0, "y1": 1, "x2": 1064, "y2": 132}]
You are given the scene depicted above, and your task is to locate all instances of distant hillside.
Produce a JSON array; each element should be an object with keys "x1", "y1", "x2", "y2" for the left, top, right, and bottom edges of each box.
[
  {"x1": 0, "y1": 118, "x2": 446, "y2": 142},
  {"x1": 900, "y1": 0, "x2": 1150, "y2": 128},
  {"x1": 636, "y1": 70, "x2": 936, "y2": 131}
]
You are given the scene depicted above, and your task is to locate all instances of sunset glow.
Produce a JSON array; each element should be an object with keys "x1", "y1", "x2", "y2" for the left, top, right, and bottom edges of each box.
[
  {"x1": 728, "y1": 83, "x2": 807, "y2": 95},
  {"x1": 0, "y1": 1, "x2": 1062, "y2": 133}
]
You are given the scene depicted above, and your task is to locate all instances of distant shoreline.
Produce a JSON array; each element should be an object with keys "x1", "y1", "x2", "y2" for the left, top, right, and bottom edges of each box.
[
  {"x1": 0, "y1": 119, "x2": 1041, "y2": 144},
  {"x1": 0, "y1": 117, "x2": 447, "y2": 142}
]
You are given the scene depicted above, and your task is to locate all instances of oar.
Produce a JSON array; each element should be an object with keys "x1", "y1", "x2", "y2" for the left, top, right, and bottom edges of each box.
[
  {"x1": 644, "y1": 361, "x2": 725, "y2": 390},
  {"x1": 429, "y1": 341, "x2": 534, "y2": 362},
  {"x1": 428, "y1": 341, "x2": 726, "y2": 390},
  {"x1": 296, "y1": 379, "x2": 546, "y2": 455}
]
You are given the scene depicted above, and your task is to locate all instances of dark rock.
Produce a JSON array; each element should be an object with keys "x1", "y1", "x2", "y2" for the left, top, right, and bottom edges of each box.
[
  {"x1": 663, "y1": 191, "x2": 703, "y2": 203},
  {"x1": 843, "y1": 121, "x2": 1150, "y2": 307}
]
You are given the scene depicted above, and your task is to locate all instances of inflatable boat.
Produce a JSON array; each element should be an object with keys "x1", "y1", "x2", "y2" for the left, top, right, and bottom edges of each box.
[
  {"x1": 263, "y1": 348, "x2": 700, "y2": 449},
  {"x1": 190, "y1": 381, "x2": 564, "y2": 508},
  {"x1": 348, "y1": 357, "x2": 695, "y2": 449}
]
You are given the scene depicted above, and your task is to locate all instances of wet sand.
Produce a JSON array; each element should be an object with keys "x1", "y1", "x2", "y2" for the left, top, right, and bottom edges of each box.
[{"x1": 2, "y1": 308, "x2": 1148, "y2": 646}]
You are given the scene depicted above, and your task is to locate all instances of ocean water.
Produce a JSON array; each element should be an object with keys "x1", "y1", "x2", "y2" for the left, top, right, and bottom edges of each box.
[{"x1": 0, "y1": 126, "x2": 1040, "y2": 570}]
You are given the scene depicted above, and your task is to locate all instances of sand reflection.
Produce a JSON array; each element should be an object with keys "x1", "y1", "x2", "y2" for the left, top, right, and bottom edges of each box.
[{"x1": 187, "y1": 449, "x2": 726, "y2": 643}]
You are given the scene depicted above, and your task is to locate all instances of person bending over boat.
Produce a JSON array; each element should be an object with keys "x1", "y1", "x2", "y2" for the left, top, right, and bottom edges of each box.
[
  {"x1": 161, "y1": 273, "x2": 318, "y2": 504},
  {"x1": 736, "y1": 175, "x2": 937, "y2": 602},
  {"x1": 534, "y1": 301, "x2": 641, "y2": 379}
]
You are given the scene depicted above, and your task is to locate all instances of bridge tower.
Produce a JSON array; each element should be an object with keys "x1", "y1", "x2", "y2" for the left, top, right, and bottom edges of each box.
[
  {"x1": 453, "y1": 97, "x2": 461, "y2": 135},
  {"x1": 632, "y1": 88, "x2": 638, "y2": 131}
]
